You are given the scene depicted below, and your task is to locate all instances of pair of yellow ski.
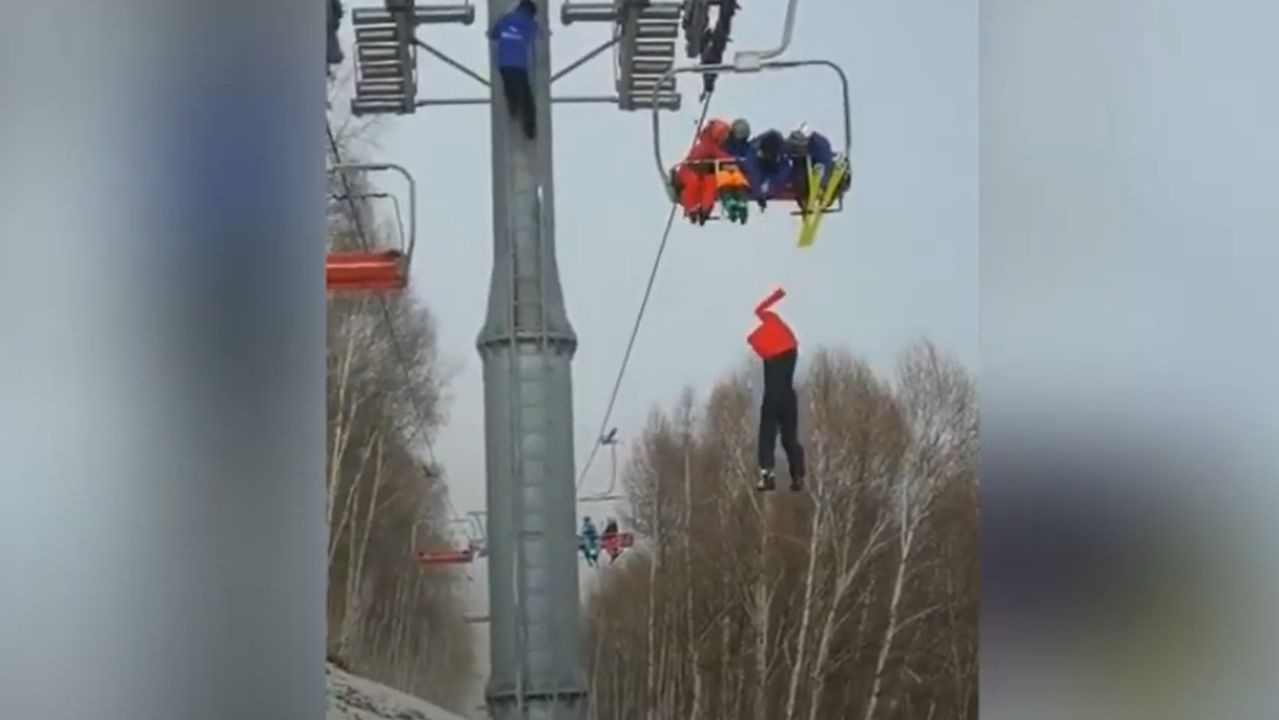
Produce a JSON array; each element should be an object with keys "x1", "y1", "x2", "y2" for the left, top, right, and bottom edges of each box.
[{"x1": 796, "y1": 157, "x2": 850, "y2": 249}]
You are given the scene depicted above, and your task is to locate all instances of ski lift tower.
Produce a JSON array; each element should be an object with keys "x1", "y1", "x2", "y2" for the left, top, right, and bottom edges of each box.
[{"x1": 335, "y1": 1, "x2": 729, "y2": 718}]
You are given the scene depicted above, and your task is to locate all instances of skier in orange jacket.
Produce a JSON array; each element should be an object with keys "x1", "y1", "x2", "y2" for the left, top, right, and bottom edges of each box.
[
  {"x1": 747, "y1": 287, "x2": 805, "y2": 491},
  {"x1": 672, "y1": 119, "x2": 732, "y2": 224}
]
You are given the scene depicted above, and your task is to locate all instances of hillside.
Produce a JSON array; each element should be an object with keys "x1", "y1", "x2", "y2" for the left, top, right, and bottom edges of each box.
[{"x1": 328, "y1": 663, "x2": 473, "y2": 720}]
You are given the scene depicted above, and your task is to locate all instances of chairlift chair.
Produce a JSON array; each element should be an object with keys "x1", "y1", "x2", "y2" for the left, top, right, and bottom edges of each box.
[
  {"x1": 326, "y1": 162, "x2": 417, "y2": 293},
  {"x1": 653, "y1": 59, "x2": 854, "y2": 224},
  {"x1": 410, "y1": 515, "x2": 485, "y2": 567}
]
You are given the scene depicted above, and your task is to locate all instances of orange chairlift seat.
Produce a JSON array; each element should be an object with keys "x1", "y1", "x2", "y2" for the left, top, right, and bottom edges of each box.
[
  {"x1": 411, "y1": 515, "x2": 486, "y2": 568},
  {"x1": 326, "y1": 162, "x2": 416, "y2": 293},
  {"x1": 669, "y1": 155, "x2": 851, "y2": 220},
  {"x1": 326, "y1": 249, "x2": 407, "y2": 292}
]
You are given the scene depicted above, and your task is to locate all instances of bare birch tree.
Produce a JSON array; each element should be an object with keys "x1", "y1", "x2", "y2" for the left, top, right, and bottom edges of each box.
[{"x1": 581, "y1": 343, "x2": 978, "y2": 720}]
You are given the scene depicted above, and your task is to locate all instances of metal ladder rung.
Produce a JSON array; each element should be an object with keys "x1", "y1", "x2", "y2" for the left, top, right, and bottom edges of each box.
[
  {"x1": 630, "y1": 77, "x2": 677, "y2": 92},
  {"x1": 360, "y1": 66, "x2": 409, "y2": 80},
  {"x1": 359, "y1": 66, "x2": 409, "y2": 80},
  {"x1": 633, "y1": 40, "x2": 676, "y2": 57},
  {"x1": 629, "y1": 96, "x2": 682, "y2": 111},
  {"x1": 351, "y1": 99, "x2": 411, "y2": 116},
  {"x1": 631, "y1": 58, "x2": 674, "y2": 74},
  {"x1": 357, "y1": 58, "x2": 409, "y2": 72},
  {"x1": 636, "y1": 3, "x2": 683, "y2": 20},
  {"x1": 635, "y1": 20, "x2": 679, "y2": 39},
  {"x1": 355, "y1": 26, "x2": 399, "y2": 43},
  {"x1": 357, "y1": 81, "x2": 413, "y2": 97},
  {"x1": 357, "y1": 45, "x2": 405, "y2": 61}
]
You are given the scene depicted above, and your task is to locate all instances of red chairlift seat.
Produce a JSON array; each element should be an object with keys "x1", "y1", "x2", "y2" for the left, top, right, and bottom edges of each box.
[
  {"x1": 326, "y1": 249, "x2": 407, "y2": 293},
  {"x1": 416, "y1": 547, "x2": 475, "y2": 566},
  {"x1": 326, "y1": 162, "x2": 416, "y2": 294},
  {"x1": 668, "y1": 156, "x2": 849, "y2": 220}
]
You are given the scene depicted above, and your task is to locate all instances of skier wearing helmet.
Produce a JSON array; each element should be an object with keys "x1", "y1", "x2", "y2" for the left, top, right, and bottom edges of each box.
[
  {"x1": 785, "y1": 124, "x2": 836, "y2": 213},
  {"x1": 715, "y1": 118, "x2": 753, "y2": 223}
]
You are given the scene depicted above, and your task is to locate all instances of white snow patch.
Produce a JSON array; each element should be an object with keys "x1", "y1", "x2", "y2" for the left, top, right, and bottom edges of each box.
[{"x1": 328, "y1": 663, "x2": 475, "y2": 720}]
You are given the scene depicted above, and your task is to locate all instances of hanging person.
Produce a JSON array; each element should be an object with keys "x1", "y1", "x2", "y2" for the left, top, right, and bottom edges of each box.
[
  {"x1": 747, "y1": 287, "x2": 806, "y2": 492},
  {"x1": 488, "y1": 0, "x2": 539, "y2": 140}
]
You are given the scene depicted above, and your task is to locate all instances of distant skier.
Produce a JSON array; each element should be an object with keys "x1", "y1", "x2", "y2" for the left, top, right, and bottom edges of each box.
[
  {"x1": 488, "y1": 0, "x2": 539, "y2": 139},
  {"x1": 579, "y1": 516, "x2": 601, "y2": 567},
  {"x1": 747, "y1": 287, "x2": 805, "y2": 491},
  {"x1": 601, "y1": 518, "x2": 622, "y2": 563}
]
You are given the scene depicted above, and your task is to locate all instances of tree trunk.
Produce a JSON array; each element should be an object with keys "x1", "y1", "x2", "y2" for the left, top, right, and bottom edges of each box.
[
  {"x1": 782, "y1": 499, "x2": 823, "y2": 720},
  {"x1": 862, "y1": 507, "x2": 918, "y2": 720}
]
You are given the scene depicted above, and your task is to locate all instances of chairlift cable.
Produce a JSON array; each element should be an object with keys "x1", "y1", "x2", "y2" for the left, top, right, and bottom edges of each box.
[
  {"x1": 574, "y1": 92, "x2": 717, "y2": 493},
  {"x1": 326, "y1": 119, "x2": 458, "y2": 520}
]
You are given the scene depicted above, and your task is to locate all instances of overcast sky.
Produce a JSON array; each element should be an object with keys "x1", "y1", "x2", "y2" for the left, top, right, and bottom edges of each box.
[{"x1": 333, "y1": 0, "x2": 977, "y2": 518}]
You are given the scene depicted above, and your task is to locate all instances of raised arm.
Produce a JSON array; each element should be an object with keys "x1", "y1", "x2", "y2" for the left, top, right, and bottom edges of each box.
[{"x1": 755, "y1": 287, "x2": 786, "y2": 319}]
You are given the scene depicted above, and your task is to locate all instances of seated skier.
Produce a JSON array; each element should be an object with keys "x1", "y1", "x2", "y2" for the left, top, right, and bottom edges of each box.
[
  {"x1": 745, "y1": 129, "x2": 793, "y2": 210},
  {"x1": 579, "y1": 516, "x2": 601, "y2": 567},
  {"x1": 784, "y1": 124, "x2": 844, "y2": 214},
  {"x1": 747, "y1": 286, "x2": 805, "y2": 492},
  {"x1": 715, "y1": 119, "x2": 754, "y2": 224},
  {"x1": 671, "y1": 119, "x2": 732, "y2": 224},
  {"x1": 600, "y1": 518, "x2": 623, "y2": 564}
]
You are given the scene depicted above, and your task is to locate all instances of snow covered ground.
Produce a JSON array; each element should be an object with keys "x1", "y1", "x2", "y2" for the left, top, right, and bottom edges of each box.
[{"x1": 327, "y1": 663, "x2": 475, "y2": 720}]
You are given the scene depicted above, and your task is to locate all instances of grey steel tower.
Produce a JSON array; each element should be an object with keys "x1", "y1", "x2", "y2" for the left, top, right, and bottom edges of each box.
[
  {"x1": 344, "y1": 1, "x2": 692, "y2": 718},
  {"x1": 475, "y1": 1, "x2": 583, "y2": 718}
]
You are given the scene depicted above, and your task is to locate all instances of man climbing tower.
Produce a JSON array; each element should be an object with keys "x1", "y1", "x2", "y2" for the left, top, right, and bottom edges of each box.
[
  {"x1": 747, "y1": 287, "x2": 805, "y2": 492},
  {"x1": 488, "y1": 0, "x2": 538, "y2": 140}
]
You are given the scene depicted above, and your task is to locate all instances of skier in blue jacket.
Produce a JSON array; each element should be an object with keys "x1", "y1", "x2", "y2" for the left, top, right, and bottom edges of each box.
[
  {"x1": 785, "y1": 125, "x2": 837, "y2": 212},
  {"x1": 746, "y1": 129, "x2": 793, "y2": 210},
  {"x1": 488, "y1": 0, "x2": 538, "y2": 139}
]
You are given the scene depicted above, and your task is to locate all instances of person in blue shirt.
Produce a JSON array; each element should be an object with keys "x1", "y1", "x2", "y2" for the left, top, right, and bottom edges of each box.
[
  {"x1": 785, "y1": 124, "x2": 837, "y2": 213},
  {"x1": 488, "y1": 0, "x2": 539, "y2": 139}
]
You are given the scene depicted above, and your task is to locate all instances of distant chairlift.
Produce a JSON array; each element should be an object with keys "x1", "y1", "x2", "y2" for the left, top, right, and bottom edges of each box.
[{"x1": 411, "y1": 514, "x2": 486, "y2": 566}]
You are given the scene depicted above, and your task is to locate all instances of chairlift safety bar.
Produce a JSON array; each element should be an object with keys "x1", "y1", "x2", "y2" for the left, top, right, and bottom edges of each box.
[
  {"x1": 329, "y1": 163, "x2": 418, "y2": 262},
  {"x1": 649, "y1": 60, "x2": 852, "y2": 191}
]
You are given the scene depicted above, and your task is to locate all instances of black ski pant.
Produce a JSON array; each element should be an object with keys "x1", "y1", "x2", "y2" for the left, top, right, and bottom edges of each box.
[
  {"x1": 758, "y1": 349, "x2": 805, "y2": 479},
  {"x1": 499, "y1": 67, "x2": 536, "y2": 140}
]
